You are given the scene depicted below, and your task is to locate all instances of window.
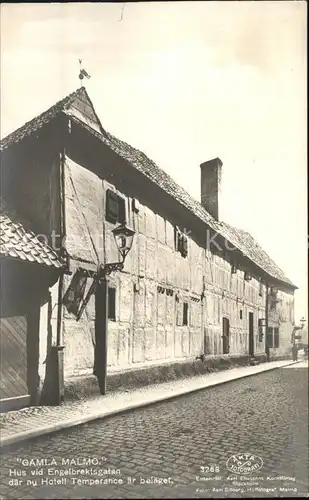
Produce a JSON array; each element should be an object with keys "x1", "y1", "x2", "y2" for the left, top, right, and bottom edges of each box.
[
  {"x1": 183, "y1": 302, "x2": 189, "y2": 326},
  {"x1": 267, "y1": 327, "x2": 273, "y2": 348},
  {"x1": 108, "y1": 287, "x2": 116, "y2": 321},
  {"x1": 106, "y1": 189, "x2": 126, "y2": 224},
  {"x1": 181, "y1": 235, "x2": 188, "y2": 258},
  {"x1": 259, "y1": 281, "x2": 263, "y2": 297},
  {"x1": 174, "y1": 227, "x2": 180, "y2": 250},
  {"x1": 274, "y1": 327, "x2": 279, "y2": 348},
  {"x1": 258, "y1": 320, "x2": 264, "y2": 342},
  {"x1": 174, "y1": 227, "x2": 188, "y2": 258},
  {"x1": 240, "y1": 309, "x2": 243, "y2": 320}
]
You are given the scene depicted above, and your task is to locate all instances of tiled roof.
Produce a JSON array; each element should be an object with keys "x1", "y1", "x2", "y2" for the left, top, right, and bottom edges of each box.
[
  {"x1": 0, "y1": 199, "x2": 63, "y2": 268},
  {"x1": 76, "y1": 124, "x2": 296, "y2": 288},
  {"x1": 0, "y1": 88, "x2": 296, "y2": 287},
  {"x1": 0, "y1": 89, "x2": 82, "y2": 153},
  {"x1": 219, "y1": 223, "x2": 295, "y2": 287}
]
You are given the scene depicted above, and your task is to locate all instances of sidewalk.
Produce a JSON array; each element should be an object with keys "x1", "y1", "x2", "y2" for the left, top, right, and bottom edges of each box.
[{"x1": 0, "y1": 359, "x2": 301, "y2": 448}]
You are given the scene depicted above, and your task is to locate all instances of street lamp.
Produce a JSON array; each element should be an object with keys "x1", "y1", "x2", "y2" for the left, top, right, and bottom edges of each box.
[
  {"x1": 95, "y1": 222, "x2": 135, "y2": 396},
  {"x1": 300, "y1": 317, "x2": 306, "y2": 329},
  {"x1": 101, "y1": 223, "x2": 135, "y2": 275},
  {"x1": 69, "y1": 223, "x2": 135, "y2": 321},
  {"x1": 57, "y1": 223, "x2": 135, "y2": 404}
]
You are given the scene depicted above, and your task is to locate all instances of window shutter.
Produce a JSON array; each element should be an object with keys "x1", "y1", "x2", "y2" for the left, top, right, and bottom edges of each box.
[{"x1": 106, "y1": 190, "x2": 119, "y2": 223}]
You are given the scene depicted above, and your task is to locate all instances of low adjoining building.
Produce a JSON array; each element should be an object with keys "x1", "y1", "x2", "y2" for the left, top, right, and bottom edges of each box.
[{"x1": 0, "y1": 198, "x2": 63, "y2": 411}]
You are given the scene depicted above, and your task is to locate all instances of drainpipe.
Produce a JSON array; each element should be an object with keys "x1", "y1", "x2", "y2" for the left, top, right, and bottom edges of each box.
[
  {"x1": 265, "y1": 282, "x2": 270, "y2": 362},
  {"x1": 52, "y1": 148, "x2": 66, "y2": 405},
  {"x1": 95, "y1": 277, "x2": 109, "y2": 395}
]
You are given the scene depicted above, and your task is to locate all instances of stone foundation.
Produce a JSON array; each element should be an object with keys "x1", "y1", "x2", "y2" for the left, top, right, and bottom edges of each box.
[{"x1": 63, "y1": 353, "x2": 268, "y2": 401}]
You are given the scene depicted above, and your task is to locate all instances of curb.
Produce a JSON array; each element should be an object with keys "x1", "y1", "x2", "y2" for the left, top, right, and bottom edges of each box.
[{"x1": 0, "y1": 360, "x2": 301, "y2": 449}]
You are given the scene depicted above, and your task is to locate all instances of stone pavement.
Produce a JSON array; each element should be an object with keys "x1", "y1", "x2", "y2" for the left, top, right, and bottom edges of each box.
[
  {"x1": 0, "y1": 359, "x2": 302, "y2": 448},
  {"x1": 0, "y1": 362, "x2": 308, "y2": 499}
]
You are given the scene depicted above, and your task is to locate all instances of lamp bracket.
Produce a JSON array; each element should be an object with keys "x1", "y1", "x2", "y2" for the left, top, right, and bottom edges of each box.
[{"x1": 100, "y1": 262, "x2": 124, "y2": 277}]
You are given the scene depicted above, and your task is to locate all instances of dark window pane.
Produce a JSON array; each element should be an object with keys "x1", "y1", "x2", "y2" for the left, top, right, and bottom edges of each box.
[
  {"x1": 118, "y1": 196, "x2": 126, "y2": 224},
  {"x1": 108, "y1": 287, "x2": 116, "y2": 321},
  {"x1": 106, "y1": 190, "x2": 119, "y2": 223},
  {"x1": 183, "y1": 302, "x2": 188, "y2": 326},
  {"x1": 267, "y1": 327, "x2": 273, "y2": 348},
  {"x1": 274, "y1": 327, "x2": 279, "y2": 348},
  {"x1": 106, "y1": 190, "x2": 126, "y2": 224},
  {"x1": 182, "y1": 235, "x2": 188, "y2": 258}
]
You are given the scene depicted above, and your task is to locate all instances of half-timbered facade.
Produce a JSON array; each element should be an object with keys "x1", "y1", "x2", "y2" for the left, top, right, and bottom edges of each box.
[{"x1": 0, "y1": 87, "x2": 297, "y2": 402}]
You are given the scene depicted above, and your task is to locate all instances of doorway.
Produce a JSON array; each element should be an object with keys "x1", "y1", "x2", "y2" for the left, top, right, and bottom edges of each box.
[
  {"x1": 222, "y1": 317, "x2": 230, "y2": 354},
  {"x1": 249, "y1": 312, "x2": 254, "y2": 356}
]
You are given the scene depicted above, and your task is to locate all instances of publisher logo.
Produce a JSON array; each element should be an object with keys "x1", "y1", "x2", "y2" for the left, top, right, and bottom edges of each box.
[{"x1": 226, "y1": 454, "x2": 263, "y2": 475}]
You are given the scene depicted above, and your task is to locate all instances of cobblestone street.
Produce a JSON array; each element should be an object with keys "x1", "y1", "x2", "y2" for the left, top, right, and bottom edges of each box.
[{"x1": 1, "y1": 365, "x2": 308, "y2": 499}]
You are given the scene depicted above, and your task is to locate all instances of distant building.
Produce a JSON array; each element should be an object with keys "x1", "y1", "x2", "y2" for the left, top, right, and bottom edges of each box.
[{"x1": 0, "y1": 87, "x2": 297, "y2": 406}]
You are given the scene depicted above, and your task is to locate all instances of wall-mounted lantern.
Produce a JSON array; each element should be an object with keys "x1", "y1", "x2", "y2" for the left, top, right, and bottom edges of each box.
[
  {"x1": 244, "y1": 271, "x2": 252, "y2": 281},
  {"x1": 111, "y1": 223, "x2": 135, "y2": 269},
  {"x1": 258, "y1": 318, "x2": 266, "y2": 327},
  {"x1": 231, "y1": 264, "x2": 237, "y2": 274}
]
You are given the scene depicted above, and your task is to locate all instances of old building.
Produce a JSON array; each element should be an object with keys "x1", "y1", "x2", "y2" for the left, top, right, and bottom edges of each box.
[{"x1": 0, "y1": 87, "x2": 297, "y2": 402}]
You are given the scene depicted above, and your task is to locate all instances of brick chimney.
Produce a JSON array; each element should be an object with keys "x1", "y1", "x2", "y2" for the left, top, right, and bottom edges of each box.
[{"x1": 200, "y1": 157, "x2": 223, "y2": 220}]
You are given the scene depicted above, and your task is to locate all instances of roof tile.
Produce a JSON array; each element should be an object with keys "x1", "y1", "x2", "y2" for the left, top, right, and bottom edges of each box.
[{"x1": 0, "y1": 199, "x2": 63, "y2": 269}]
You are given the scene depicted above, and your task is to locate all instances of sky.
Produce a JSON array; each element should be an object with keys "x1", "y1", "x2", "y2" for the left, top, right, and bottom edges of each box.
[{"x1": 0, "y1": 2, "x2": 307, "y2": 323}]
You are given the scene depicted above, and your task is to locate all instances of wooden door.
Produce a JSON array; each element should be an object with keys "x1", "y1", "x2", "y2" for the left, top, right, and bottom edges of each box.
[{"x1": 0, "y1": 316, "x2": 30, "y2": 411}]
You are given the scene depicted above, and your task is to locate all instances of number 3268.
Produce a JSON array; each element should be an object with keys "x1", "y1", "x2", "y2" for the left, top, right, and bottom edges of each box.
[{"x1": 200, "y1": 466, "x2": 220, "y2": 473}]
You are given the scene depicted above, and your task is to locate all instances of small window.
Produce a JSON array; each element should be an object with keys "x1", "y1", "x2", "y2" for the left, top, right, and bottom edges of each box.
[
  {"x1": 174, "y1": 227, "x2": 188, "y2": 258},
  {"x1": 274, "y1": 327, "x2": 279, "y2": 348},
  {"x1": 181, "y1": 235, "x2": 188, "y2": 258},
  {"x1": 240, "y1": 309, "x2": 243, "y2": 320},
  {"x1": 231, "y1": 264, "x2": 237, "y2": 274},
  {"x1": 106, "y1": 189, "x2": 126, "y2": 224},
  {"x1": 108, "y1": 287, "x2": 116, "y2": 321},
  {"x1": 267, "y1": 327, "x2": 274, "y2": 348},
  {"x1": 174, "y1": 227, "x2": 181, "y2": 251},
  {"x1": 183, "y1": 302, "x2": 189, "y2": 326}
]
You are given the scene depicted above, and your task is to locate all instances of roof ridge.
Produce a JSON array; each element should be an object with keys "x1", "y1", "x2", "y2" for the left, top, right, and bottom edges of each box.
[{"x1": 0, "y1": 87, "x2": 85, "y2": 150}]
